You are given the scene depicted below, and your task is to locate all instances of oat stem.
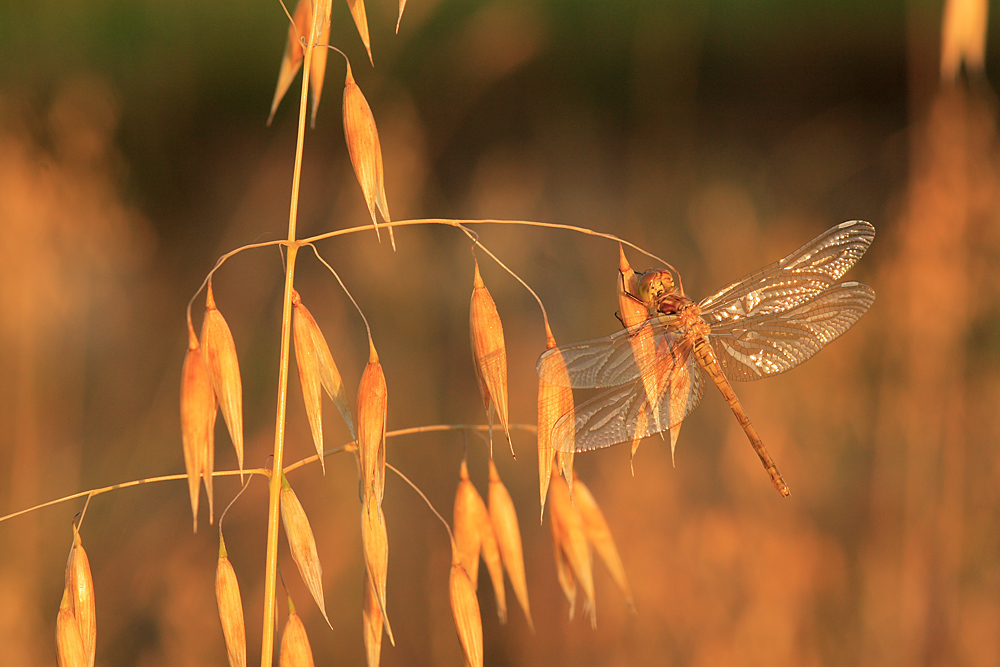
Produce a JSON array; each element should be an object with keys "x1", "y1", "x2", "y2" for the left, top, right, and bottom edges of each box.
[
  {"x1": 306, "y1": 243, "x2": 373, "y2": 342},
  {"x1": 260, "y1": 0, "x2": 320, "y2": 662}
]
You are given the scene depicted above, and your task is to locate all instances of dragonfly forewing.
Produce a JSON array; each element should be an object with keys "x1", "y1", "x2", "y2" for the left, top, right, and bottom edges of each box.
[{"x1": 700, "y1": 220, "x2": 874, "y2": 326}]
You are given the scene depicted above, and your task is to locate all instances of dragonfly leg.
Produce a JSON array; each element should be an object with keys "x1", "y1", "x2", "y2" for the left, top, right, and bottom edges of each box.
[{"x1": 693, "y1": 339, "x2": 790, "y2": 497}]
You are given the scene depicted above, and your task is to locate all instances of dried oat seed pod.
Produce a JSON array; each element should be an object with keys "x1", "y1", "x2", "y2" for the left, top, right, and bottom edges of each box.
[
  {"x1": 343, "y1": 62, "x2": 393, "y2": 246},
  {"x1": 181, "y1": 328, "x2": 216, "y2": 529},
  {"x1": 488, "y1": 460, "x2": 533, "y2": 630},
  {"x1": 279, "y1": 596, "x2": 316, "y2": 667},
  {"x1": 267, "y1": 0, "x2": 332, "y2": 127},
  {"x1": 280, "y1": 475, "x2": 332, "y2": 628},
  {"x1": 470, "y1": 259, "x2": 512, "y2": 455},
  {"x1": 357, "y1": 338, "x2": 387, "y2": 506},
  {"x1": 201, "y1": 284, "x2": 244, "y2": 478},
  {"x1": 361, "y1": 489, "x2": 394, "y2": 645},
  {"x1": 537, "y1": 323, "x2": 574, "y2": 519},
  {"x1": 216, "y1": 534, "x2": 247, "y2": 667},
  {"x1": 345, "y1": 0, "x2": 373, "y2": 65},
  {"x1": 56, "y1": 587, "x2": 87, "y2": 667},
  {"x1": 65, "y1": 525, "x2": 96, "y2": 667}
]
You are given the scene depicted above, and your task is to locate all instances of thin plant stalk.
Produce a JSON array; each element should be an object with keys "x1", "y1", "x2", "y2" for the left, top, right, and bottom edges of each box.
[{"x1": 261, "y1": 0, "x2": 320, "y2": 663}]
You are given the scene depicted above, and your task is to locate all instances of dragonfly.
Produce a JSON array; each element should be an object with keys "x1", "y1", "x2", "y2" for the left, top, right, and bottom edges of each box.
[{"x1": 536, "y1": 220, "x2": 876, "y2": 496}]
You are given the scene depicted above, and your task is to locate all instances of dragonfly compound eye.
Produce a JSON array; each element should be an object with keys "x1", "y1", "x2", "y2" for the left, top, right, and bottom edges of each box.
[{"x1": 637, "y1": 270, "x2": 676, "y2": 304}]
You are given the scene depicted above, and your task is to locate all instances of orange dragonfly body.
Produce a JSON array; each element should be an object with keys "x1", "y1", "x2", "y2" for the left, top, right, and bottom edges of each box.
[{"x1": 536, "y1": 220, "x2": 876, "y2": 496}]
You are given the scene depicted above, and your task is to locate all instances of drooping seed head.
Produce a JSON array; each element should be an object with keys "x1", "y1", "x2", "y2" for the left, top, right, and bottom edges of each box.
[
  {"x1": 181, "y1": 331, "x2": 216, "y2": 530},
  {"x1": 343, "y1": 63, "x2": 392, "y2": 245},
  {"x1": 537, "y1": 326, "x2": 574, "y2": 522},
  {"x1": 279, "y1": 596, "x2": 316, "y2": 667},
  {"x1": 215, "y1": 535, "x2": 247, "y2": 667},
  {"x1": 361, "y1": 489, "x2": 394, "y2": 645},
  {"x1": 488, "y1": 459, "x2": 533, "y2": 631},
  {"x1": 357, "y1": 338, "x2": 387, "y2": 506},
  {"x1": 56, "y1": 587, "x2": 87, "y2": 667},
  {"x1": 470, "y1": 259, "x2": 512, "y2": 453},
  {"x1": 200, "y1": 285, "x2": 244, "y2": 478},
  {"x1": 65, "y1": 525, "x2": 96, "y2": 667},
  {"x1": 280, "y1": 476, "x2": 331, "y2": 628}
]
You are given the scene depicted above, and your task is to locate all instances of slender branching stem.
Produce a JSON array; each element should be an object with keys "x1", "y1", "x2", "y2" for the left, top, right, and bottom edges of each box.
[
  {"x1": 306, "y1": 243, "x2": 373, "y2": 342},
  {"x1": 386, "y1": 462, "x2": 456, "y2": 549}
]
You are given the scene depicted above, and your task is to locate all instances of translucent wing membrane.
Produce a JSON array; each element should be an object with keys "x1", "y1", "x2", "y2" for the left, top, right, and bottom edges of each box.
[
  {"x1": 551, "y1": 354, "x2": 705, "y2": 454},
  {"x1": 537, "y1": 321, "x2": 669, "y2": 389},
  {"x1": 700, "y1": 220, "x2": 874, "y2": 324},
  {"x1": 709, "y1": 281, "x2": 875, "y2": 381}
]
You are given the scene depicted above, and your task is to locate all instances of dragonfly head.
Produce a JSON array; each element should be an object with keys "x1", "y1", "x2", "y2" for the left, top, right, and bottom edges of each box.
[{"x1": 637, "y1": 270, "x2": 676, "y2": 306}]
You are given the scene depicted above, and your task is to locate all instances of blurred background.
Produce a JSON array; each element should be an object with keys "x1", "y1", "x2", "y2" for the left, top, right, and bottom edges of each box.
[{"x1": 2, "y1": 0, "x2": 1000, "y2": 665}]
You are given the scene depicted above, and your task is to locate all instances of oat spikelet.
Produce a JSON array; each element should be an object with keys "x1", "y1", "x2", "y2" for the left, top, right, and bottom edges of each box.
[
  {"x1": 181, "y1": 328, "x2": 216, "y2": 530},
  {"x1": 449, "y1": 548, "x2": 483, "y2": 667},
  {"x1": 201, "y1": 285, "x2": 244, "y2": 477},
  {"x1": 345, "y1": 0, "x2": 373, "y2": 65},
  {"x1": 56, "y1": 587, "x2": 87, "y2": 667},
  {"x1": 537, "y1": 324, "x2": 574, "y2": 522},
  {"x1": 65, "y1": 525, "x2": 96, "y2": 667},
  {"x1": 573, "y1": 475, "x2": 634, "y2": 612},
  {"x1": 362, "y1": 571, "x2": 383, "y2": 667},
  {"x1": 280, "y1": 596, "x2": 316, "y2": 667},
  {"x1": 343, "y1": 62, "x2": 393, "y2": 247},
  {"x1": 293, "y1": 292, "x2": 356, "y2": 472},
  {"x1": 268, "y1": 0, "x2": 333, "y2": 128},
  {"x1": 281, "y1": 476, "x2": 332, "y2": 628},
  {"x1": 357, "y1": 338, "x2": 387, "y2": 506},
  {"x1": 488, "y1": 460, "x2": 533, "y2": 631},
  {"x1": 453, "y1": 459, "x2": 483, "y2": 587},
  {"x1": 216, "y1": 535, "x2": 247, "y2": 667},
  {"x1": 396, "y1": 0, "x2": 408, "y2": 32},
  {"x1": 548, "y1": 471, "x2": 595, "y2": 627},
  {"x1": 470, "y1": 259, "x2": 512, "y2": 456},
  {"x1": 361, "y1": 490, "x2": 394, "y2": 645}
]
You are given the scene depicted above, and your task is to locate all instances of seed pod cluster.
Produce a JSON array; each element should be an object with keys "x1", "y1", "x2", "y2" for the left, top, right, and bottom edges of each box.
[
  {"x1": 547, "y1": 470, "x2": 634, "y2": 625},
  {"x1": 267, "y1": 0, "x2": 333, "y2": 128},
  {"x1": 452, "y1": 459, "x2": 505, "y2": 621}
]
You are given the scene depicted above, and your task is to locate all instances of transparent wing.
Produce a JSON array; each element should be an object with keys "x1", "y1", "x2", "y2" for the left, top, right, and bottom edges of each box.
[
  {"x1": 551, "y1": 349, "x2": 705, "y2": 454},
  {"x1": 537, "y1": 320, "x2": 675, "y2": 389},
  {"x1": 700, "y1": 220, "x2": 875, "y2": 323},
  {"x1": 709, "y1": 281, "x2": 875, "y2": 381}
]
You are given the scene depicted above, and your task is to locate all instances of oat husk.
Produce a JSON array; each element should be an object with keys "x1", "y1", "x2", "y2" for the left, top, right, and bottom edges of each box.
[
  {"x1": 488, "y1": 460, "x2": 533, "y2": 630},
  {"x1": 201, "y1": 285, "x2": 244, "y2": 478},
  {"x1": 216, "y1": 535, "x2": 247, "y2": 667},
  {"x1": 548, "y1": 471, "x2": 595, "y2": 627},
  {"x1": 357, "y1": 338, "x2": 387, "y2": 506},
  {"x1": 537, "y1": 325, "x2": 575, "y2": 520},
  {"x1": 56, "y1": 587, "x2": 87, "y2": 667},
  {"x1": 279, "y1": 596, "x2": 316, "y2": 667},
  {"x1": 343, "y1": 62, "x2": 393, "y2": 246},
  {"x1": 470, "y1": 259, "x2": 512, "y2": 456},
  {"x1": 573, "y1": 475, "x2": 635, "y2": 612},
  {"x1": 181, "y1": 329, "x2": 216, "y2": 529},
  {"x1": 65, "y1": 525, "x2": 95, "y2": 667},
  {"x1": 280, "y1": 476, "x2": 332, "y2": 628},
  {"x1": 449, "y1": 549, "x2": 483, "y2": 667}
]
